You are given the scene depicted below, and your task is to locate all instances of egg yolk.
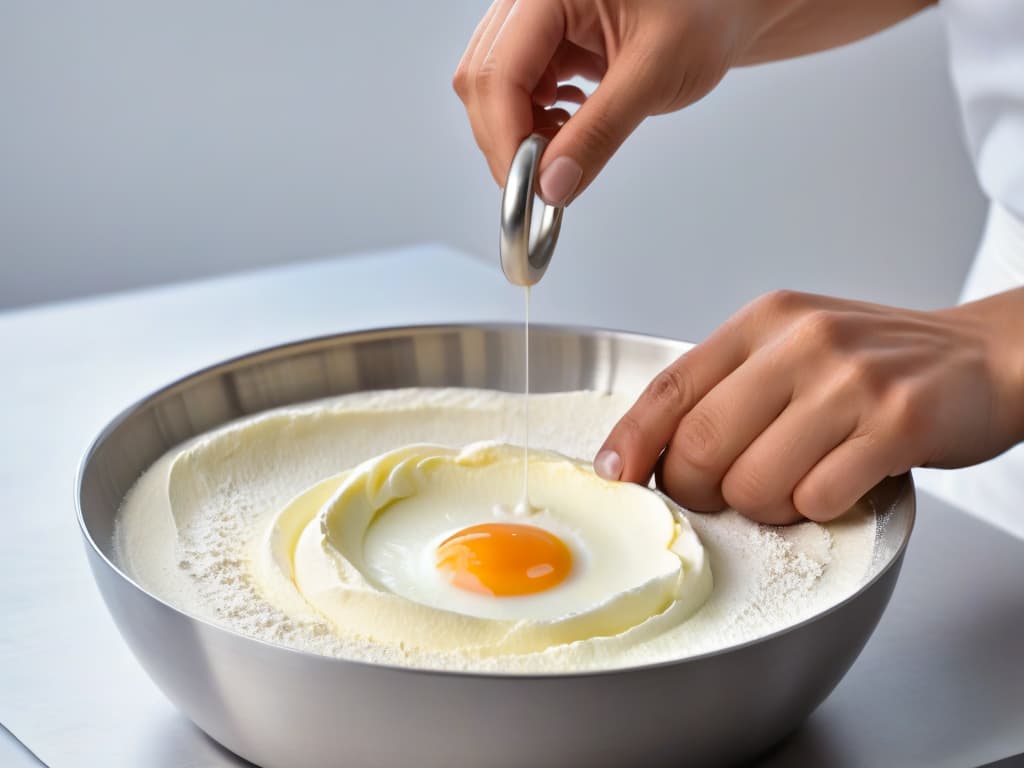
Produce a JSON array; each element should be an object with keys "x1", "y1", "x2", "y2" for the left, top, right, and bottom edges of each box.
[{"x1": 435, "y1": 523, "x2": 572, "y2": 597}]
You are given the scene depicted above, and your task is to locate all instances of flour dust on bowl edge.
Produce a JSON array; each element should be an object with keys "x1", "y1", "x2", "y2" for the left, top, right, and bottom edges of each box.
[{"x1": 77, "y1": 324, "x2": 914, "y2": 768}]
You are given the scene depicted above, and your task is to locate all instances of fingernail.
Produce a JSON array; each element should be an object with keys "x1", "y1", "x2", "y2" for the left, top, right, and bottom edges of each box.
[
  {"x1": 539, "y1": 156, "x2": 582, "y2": 206},
  {"x1": 594, "y1": 450, "x2": 622, "y2": 481}
]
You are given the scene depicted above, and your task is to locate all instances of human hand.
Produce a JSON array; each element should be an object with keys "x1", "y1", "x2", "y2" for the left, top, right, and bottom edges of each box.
[
  {"x1": 452, "y1": 0, "x2": 759, "y2": 205},
  {"x1": 595, "y1": 289, "x2": 1024, "y2": 524}
]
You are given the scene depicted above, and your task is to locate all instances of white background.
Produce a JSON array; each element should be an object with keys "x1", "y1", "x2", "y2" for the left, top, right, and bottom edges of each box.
[{"x1": 1, "y1": 1, "x2": 986, "y2": 338}]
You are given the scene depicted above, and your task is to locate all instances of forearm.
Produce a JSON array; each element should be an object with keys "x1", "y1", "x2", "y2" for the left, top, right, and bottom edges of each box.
[{"x1": 737, "y1": 0, "x2": 937, "y2": 66}]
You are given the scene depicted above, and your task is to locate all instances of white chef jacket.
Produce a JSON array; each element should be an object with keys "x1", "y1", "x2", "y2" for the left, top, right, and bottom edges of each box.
[{"x1": 913, "y1": 1, "x2": 1024, "y2": 539}]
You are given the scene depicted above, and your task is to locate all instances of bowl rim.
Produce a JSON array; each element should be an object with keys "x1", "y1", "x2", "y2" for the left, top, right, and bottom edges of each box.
[{"x1": 76, "y1": 321, "x2": 916, "y2": 681}]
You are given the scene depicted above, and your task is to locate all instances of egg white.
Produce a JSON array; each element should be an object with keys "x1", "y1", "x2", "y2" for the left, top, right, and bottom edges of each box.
[
  {"x1": 265, "y1": 442, "x2": 712, "y2": 656},
  {"x1": 363, "y1": 503, "x2": 593, "y2": 621}
]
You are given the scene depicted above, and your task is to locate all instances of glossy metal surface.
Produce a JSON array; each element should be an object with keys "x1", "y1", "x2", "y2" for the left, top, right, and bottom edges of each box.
[
  {"x1": 77, "y1": 324, "x2": 914, "y2": 768},
  {"x1": 500, "y1": 135, "x2": 564, "y2": 286}
]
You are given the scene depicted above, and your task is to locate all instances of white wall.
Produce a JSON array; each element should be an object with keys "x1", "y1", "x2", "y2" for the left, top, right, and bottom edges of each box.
[{"x1": 1, "y1": 2, "x2": 985, "y2": 338}]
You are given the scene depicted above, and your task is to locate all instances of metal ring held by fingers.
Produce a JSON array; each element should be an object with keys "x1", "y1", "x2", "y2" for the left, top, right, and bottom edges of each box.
[{"x1": 500, "y1": 134, "x2": 564, "y2": 286}]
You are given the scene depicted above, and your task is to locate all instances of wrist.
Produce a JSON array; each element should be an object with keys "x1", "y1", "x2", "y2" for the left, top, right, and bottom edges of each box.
[
  {"x1": 1002, "y1": 320, "x2": 1024, "y2": 445},
  {"x1": 946, "y1": 288, "x2": 1024, "y2": 445}
]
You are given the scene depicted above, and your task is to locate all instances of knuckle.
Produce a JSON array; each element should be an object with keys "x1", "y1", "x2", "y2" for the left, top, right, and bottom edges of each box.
[
  {"x1": 794, "y1": 309, "x2": 846, "y2": 349},
  {"x1": 721, "y1": 466, "x2": 772, "y2": 515},
  {"x1": 674, "y1": 407, "x2": 722, "y2": 471},
  {"x1": 792, "y1": 477, "x2": 833, "y2": 522},
  {"x1": 834, "y1": 353, "x2": 886, "y2": 400},
  {"x1": 754, "y1": 288, "x2": 807, "y2": 317},
  {"x1": 658, "y1": 454, "x2": 728, "y2": 513},
  {"x1": 452, "y1": 67, "x2": 469, "y2": 98},
  {"x1": 645, "y1": 365, "x2": 693, "y2": 408}
]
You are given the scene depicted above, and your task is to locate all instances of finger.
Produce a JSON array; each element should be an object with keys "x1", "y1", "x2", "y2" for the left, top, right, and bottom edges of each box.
[
  {"x1": 555, "y1": 84, "x2": 587, "y2": 106},
  {"x1": 455, "y1": 0, "x2": 518, "y2": 180},
  {"x1": 455, "y1": 0, "x2": 506, "y2": 80},
  {"x1": 597, "y1": 324, "x2": 750, "y2": 486},
  {"x1": 538, "y1": 52, "x2": 657, "y2": 204},
  {"x1": 534, "y1": 81, "x2": 590, "y2": 117},
  {"x1": 720, "y1": 395, "x2": 859, "y2": 525},
  {"x1": 531, "y1": 105, "x2": 572, "y2": 140},
  {"x1": 477, "y1": 0, "x2": 566, "y2": 184},
  {"x1": 549, "y1": 41, "x2": 607, "y2": 82},
  {"x1": 533, "y1": 68, "x2": 559, "y2": 107},
  {"x1": 792, "y1": 428, "x2": 902, "y2": 522},
  {"x1": 455, "y1": 0, "x2": 514, "y2": 108},
  {"x1": 657, "y1": 348, "x2": 793, "y2": 512}
]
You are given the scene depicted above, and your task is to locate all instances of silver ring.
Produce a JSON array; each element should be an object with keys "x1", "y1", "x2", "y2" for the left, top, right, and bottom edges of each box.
[{"x1": 499, "y1": 134, "x2": 564, "y2": 286}]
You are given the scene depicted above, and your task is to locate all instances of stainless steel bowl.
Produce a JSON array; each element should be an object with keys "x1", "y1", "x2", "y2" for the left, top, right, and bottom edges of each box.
[{"x1": 77, "y1": 324, "x2": 914, "y2": 768}]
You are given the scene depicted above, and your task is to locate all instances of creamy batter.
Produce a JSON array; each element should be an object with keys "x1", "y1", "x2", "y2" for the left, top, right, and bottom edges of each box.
[
  {"x1": 114, "y1": 388, "x2": 878, "y2": 673},
  {"x1": 253, "y1": 442, "x2": 712, "y2": 657}
]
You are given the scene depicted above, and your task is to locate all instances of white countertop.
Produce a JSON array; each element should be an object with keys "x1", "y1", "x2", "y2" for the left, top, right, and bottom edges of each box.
[{"x1": 2, "y1": 245, "x2": 1022, "y2": 767}]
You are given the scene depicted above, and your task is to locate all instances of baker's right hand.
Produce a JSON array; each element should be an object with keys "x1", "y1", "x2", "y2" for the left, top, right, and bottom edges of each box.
[{"x1": 452, "y1": 0, "x2": 758, "y2": 205}]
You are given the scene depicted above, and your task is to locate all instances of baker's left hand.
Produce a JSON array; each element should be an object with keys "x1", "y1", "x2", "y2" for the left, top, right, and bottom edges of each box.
[{"x1": 594, "y1": 288, "x2": 1024, "y2": 524}]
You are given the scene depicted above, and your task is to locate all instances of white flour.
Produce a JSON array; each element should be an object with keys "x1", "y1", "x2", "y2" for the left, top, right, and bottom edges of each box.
[{"x1": 115, "y1": 388, "x2": 878, "y2": 673}]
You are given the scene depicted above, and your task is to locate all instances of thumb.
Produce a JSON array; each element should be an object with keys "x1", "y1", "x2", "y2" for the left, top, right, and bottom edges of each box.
[{"x1": 537, "y1": 55, "x2": 655, "y2": 206}]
